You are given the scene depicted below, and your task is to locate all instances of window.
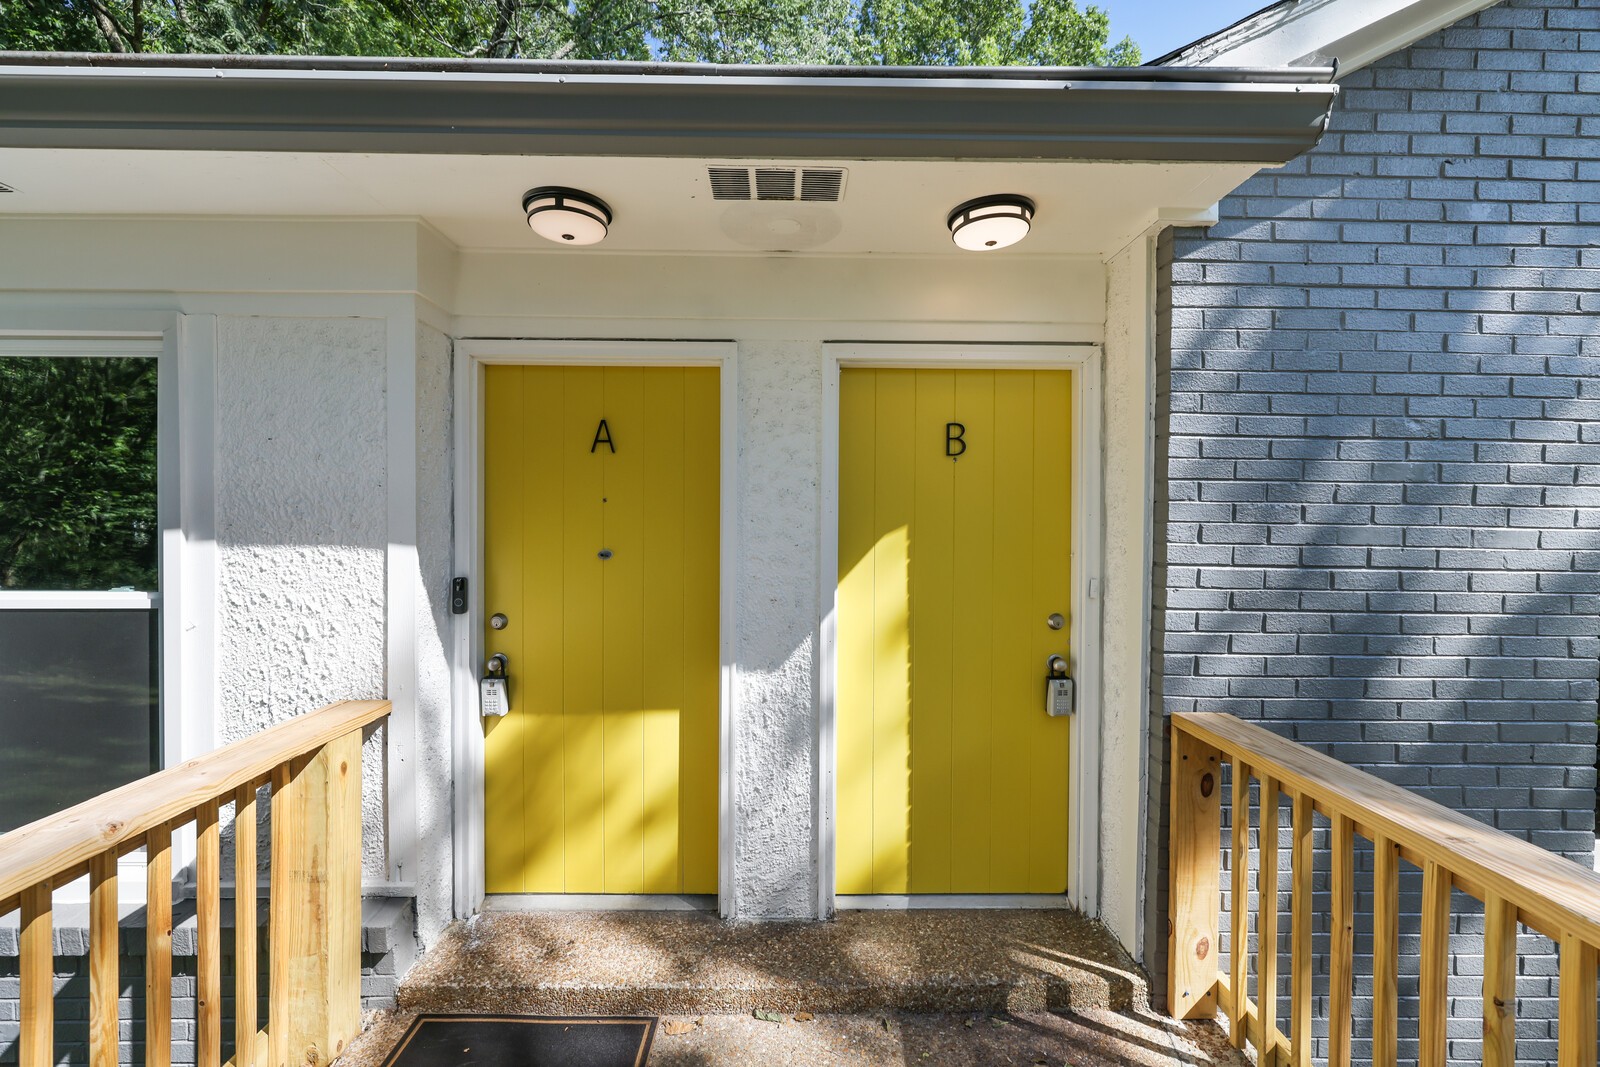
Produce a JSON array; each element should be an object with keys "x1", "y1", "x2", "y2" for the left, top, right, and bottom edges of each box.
[{"x1": 0, "y1": 353, "x2": 160, "y2": 831}]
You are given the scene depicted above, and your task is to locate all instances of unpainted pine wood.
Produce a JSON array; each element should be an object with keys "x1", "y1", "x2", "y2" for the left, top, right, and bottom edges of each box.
[
  {"x1": 1167, "y1": 723, "x2": 1222, "y2": 1020},
  {"x1": 269, "y1": 733, "x2": 365, "y2": 1067},
  {"x1": 234, "y1": 784, "x2": 259, "y2": 1067},
  {"x1": 1229, "y1": 762, "x2": 1250, "y2": 1051},
  {"x1": 1172, "y1": 713, "x2": 1600, "y2": 949},
  {"x1": 89, "y1": 852, "x2": 120, "y2": 1067},
  {"x1": 1289, "y1": 792, "x2": 1313, "y2": 1067},
  {"x1": 0, "y1": 700, "x2": 390, "y2": 902},
  {"x1": 196, "y1": 799, "x2": 222, "y2": 1067},
  {"x1": 1418, "y1": 859, "x2": 1451, "y2": 1067},
  {"x1": 1328, "y1": 814, "x2": 1355, "y2": 1067},
  {"x1": 1257, "y1": 776, "x2": 1280, "y2": 1067},
  {"x1": 1216, "y1": 976, "x2": 1292, "y2": 1066},
  {"x1": 1558, "y1": 934, "x2": 1597, "y2": 1067},
  {"x1": 1482, "y1": 893, "x2": 1517, "y2": 1067},
  {"x1": 1372, "y1": 834, "x2": 1400, "y2": 1067},
  {"x1": 146, "y1": 821, "x2": 174, "y2": 1067},
  {"x1": 20, "y1": 883, "x2": 53, "y2": 1067}
]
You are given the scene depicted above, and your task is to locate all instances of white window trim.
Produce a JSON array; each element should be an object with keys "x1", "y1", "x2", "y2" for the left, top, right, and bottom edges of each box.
[
  {"x1": 450, "y1": 339, "x2": 740, "y2": 918},
  {"x1": 0, "y1": 329, "x2": 183, "y2": 906},
  {"x1": 817, "y1": 342, "x2": 1104, "y2": 918}
]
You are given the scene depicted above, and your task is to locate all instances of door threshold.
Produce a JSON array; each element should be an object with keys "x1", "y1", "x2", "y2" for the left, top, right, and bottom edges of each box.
[
  {"x1": 482, "y1": 893, "x2": 715, "y2": 912},
  {"x1": 836, "y1": 894, "x2": 1072, "y2": 910}
]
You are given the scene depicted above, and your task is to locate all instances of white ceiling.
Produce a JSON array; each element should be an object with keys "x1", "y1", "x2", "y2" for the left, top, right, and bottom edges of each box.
[{"x1": 0, "y1": 150, "x2": 1260, "y2": 257}]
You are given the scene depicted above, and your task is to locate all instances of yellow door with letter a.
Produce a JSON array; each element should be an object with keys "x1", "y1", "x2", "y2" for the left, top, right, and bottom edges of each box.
[
  {"x1": 482, "y1": 364, "x2": 719, "y2": 895},
  {"x1": 837, "y1": 367, "x2": 1072, "y2": 895}
]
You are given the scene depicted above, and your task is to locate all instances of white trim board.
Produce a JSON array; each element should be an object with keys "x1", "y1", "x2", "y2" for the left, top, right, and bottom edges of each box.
[
  {"x1": 817, "y1": 342, "x2": 1105, "y2": 919},
  {"x1": 837, "y1": 894, "x2": 1074, "y2": 911},
  {"x1": 450, "y1": 339, "x2": 740, "y2": 918},
  {"x1": 482, "y1": 894, "x2": 716, "y2": 912}
]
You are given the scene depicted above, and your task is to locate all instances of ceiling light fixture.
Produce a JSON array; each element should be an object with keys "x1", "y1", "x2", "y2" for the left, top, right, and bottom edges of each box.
[
  {"x1": 946, "y1": 194, "x2": 1035, "y2": 251},
  {"x1": 522, "y1": 186, "x2": 612, "y2": 246}
]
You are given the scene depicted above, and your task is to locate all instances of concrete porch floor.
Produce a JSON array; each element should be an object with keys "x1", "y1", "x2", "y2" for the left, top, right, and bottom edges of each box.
[{"x1": 334, "y1": 909, "x2": 1246, "y2": 1066}]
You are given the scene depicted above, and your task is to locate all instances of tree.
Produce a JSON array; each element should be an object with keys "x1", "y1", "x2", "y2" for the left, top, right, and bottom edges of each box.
[
  {"x1": 0, "y1": 357, "x2": 158, "y2": 591},
  {"x1": 0, "y1": 0, "x2": 1139, "y2": 65}
]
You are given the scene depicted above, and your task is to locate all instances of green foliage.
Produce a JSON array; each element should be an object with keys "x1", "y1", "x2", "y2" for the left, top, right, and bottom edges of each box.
[
  {"x1": 0, "y1": 0, "x2": 1139, "y2": 65},
  {"x1": 0, "y1": 357, "x2": 158, "y2": 591}
]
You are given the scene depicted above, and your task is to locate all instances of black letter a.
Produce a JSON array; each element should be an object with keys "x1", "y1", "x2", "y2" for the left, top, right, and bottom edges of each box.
[{"x1": 592, "y1": 419, "x2": 615, "y2": 454}]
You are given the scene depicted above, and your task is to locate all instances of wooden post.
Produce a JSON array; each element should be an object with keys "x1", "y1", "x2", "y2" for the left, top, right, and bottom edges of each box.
[
  {"x1": 89, "y1": 852, "x2": 120, "y2": 1067},
  {"x1": 146, "y1": 822, "x2": 174, "y2": 1067},
  {"x1": 1328, "y1": 815, "x2": 1354, "y2": 1067},
  {"x1": 1168, "y1": 722, "x2": 1222, "y2": 1020},
  {"x1": 1258, "y1": 777, "x2": 1280, "y2": 1067},
  {"x1": 1372, "y1": 835, "x2": 1399, "y2": 1067},
  {"x1": 1289, "y1": 793, "x2": 1313, "y2": 1067},
  {"x1": 19, "y1": 883, "x2": 52, "y2": 1067},
  {"x1": 197, "y1": 799, "x2": 222, "y2": 1067},
  {"x1": 1228, "y1": 763, "x2": 1250, "y2": 1050},
  {"x1": 1558, "y1": 934, "x2": 1598, "y2": 1067},
  {"x1": 235, "y1": 783, "x2": 260, "y2": 1067},
  {"x1": 270, "y1": 730, "x2": 364, "y2": 1067},
  {"x1": 1419, "y1": 860, "x2": 1451, "y2": 1067},
  {"x1": 1482, "y1": 894, "x2": 1517, "y2": 1067}
]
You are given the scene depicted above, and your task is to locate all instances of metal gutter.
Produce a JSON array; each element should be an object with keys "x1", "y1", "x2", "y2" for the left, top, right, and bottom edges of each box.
[{"x1": 0, "y1": 53, "x2": 1339, "y2": 163}]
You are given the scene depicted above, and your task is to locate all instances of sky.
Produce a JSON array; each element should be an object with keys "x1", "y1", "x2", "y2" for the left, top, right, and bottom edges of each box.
[{"x1": 1105, "y1": 0, "x2": 1269, "y2": 60}]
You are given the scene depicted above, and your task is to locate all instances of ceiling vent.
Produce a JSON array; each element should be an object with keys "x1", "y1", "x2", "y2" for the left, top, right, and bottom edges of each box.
[{"x1": 708, "y1": 166, "x2": 846, "y2": 203}]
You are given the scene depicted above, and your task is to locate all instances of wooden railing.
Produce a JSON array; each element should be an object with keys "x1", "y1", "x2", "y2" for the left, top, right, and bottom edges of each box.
[
  {"x1": 0, "y1": 699, "x2": 391, "y2": 1067},
  {"x1": 1168, "y1": 711, "x2": 1600, "y2": 1067}
]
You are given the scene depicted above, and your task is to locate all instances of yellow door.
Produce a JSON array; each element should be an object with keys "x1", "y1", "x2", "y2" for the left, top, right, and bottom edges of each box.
[
  {"x1": 483, "y1": 365, "x2": 719, "y2": 895},
  {"x1": 837, "y1": 368, "x2": 1072, "y2": 895}
]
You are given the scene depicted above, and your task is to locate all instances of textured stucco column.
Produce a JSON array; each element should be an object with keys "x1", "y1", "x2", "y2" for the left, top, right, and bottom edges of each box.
[{"x1": 730, "y1": 342, "x2": 823, "y2": 918}]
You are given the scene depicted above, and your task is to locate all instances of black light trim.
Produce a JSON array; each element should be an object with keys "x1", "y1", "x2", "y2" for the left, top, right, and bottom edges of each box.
[
  {"x1": 946, "y1": 193, "x2": 1035, "y2": 234},
  {"x1": 521, "y1": 186, "x2": 613, "y2": 239}
]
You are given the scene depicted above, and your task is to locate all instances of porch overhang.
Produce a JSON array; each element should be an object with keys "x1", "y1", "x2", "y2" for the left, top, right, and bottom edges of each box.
[{"x1": 0, "y1": 54, "x2": 1337, "y2": 164}]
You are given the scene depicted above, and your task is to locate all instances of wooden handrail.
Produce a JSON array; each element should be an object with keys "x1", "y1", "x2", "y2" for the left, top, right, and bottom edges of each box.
[
  {"x1": 0, "y1": 699, "x2": 390, "y2": 906},
  {"x1": 1, "y1": 698, "x2": 391, "y2": 1067},
  {"x1": 1168, "y1": 711, "x2": 1600, "y2": 1067}
]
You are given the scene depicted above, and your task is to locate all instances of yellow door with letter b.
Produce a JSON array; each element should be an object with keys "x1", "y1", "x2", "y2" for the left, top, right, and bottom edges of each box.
[
  {"x1": 482, "y1": 364, "x2": 719, "y2": 895},
  {"x1": 837, "y1": 367, "x2": 1072, "y2": 895}
]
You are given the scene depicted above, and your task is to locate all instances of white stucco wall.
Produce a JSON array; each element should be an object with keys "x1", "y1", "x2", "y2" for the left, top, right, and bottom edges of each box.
[
  {"x1": 1099, "y1": 235, "x2": 1158, "y2": 954},
  {"x1": 731, "y1": 341, "x2": 824, "y2": 918},
  {"x1": 214, "y1": 315, "x2": 390, "y2": 879},
  {"x1": 414, "y1": 324, "x2": 455, "y2": 944}
]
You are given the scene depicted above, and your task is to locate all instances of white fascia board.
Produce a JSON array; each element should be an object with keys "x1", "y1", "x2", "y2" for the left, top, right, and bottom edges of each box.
[{"x1": 1172, "y1": 0, "x2": 1504, "y2": 75}]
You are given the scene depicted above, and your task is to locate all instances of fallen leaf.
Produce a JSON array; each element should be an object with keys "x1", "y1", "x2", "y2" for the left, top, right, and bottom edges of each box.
[
  {"x1": 990, "y1": 1017, "x2": 1009, "y2": 1027},
  {"x1": 663, "y1": 1020, "x2": 699, "y2": 1036},
  {"x1": 794, "y1": 1012, "x2": 814, "y2": 1022},
  {"x1": 754, "y1": 1009, "x2": 783, "y2": 1023},
  {"x1": 881, "y1": 1018, "x2": 892, "y2": 1031},
  {"x1": 964, "y1": 1019, "x2": 974, "y2": 1029}
]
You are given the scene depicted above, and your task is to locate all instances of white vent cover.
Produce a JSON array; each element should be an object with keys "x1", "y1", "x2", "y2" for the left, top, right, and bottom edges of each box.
[{"x1": 708, "y1": 166, "x2": 846, "y2": 203}]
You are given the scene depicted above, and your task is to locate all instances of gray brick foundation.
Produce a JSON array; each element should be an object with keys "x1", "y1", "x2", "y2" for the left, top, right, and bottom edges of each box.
[
  {"x1": 0, "y1": 898, "x2": 414, "y2": 1067},
  {"x1": 1147, "y1": 1, "x2": 1600, "y2": 1064}
]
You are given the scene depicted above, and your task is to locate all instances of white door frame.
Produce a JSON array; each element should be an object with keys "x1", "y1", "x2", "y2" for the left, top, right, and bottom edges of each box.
[
  {"x1": 450, "y1": 339, "x2": 740, "y2": 918},
  {"x1": 817, "y1": 342, "x2": 1104, "y2": 918}
]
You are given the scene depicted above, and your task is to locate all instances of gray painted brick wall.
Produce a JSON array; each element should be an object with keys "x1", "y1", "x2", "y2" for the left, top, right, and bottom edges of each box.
[{"x1": 1149, "y1": 1, "x2": 1600, "y2": 1064}]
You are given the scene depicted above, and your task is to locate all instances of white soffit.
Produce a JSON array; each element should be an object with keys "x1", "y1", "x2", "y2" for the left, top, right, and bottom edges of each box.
[
  {"x1": 0, "y1": 150, "x2": 1259, "y2": 257},
  {"x1": 1162, "y1": 0, "x2": 1505, "y2": 75}
]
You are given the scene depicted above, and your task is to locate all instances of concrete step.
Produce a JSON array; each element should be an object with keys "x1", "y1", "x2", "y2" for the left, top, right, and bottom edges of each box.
[{"x1": 397, "y1": 909, "x2": 1150, "y2": 1017}]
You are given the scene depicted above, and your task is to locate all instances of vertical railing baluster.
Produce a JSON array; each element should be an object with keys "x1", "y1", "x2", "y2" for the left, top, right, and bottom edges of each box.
[
  {"x1": 1557, "y1": 933, "x2": 1597, "y2": 1067},
  {"x1": 235, "y1": 783, "x2": 260, "y2": 1067},
  {"x1": 1419, "y1": 859, "x2": 1451, "y2": 1067},
  {"x1": 89, "y1": 852, "x2": 120, "y2": 1067},
  {"x1": 1482, "y1": 893, "x2": 1517, "y2": 1067},
  {"x1": 1328, "y1": 814, "x2": 1354, "y2": 1067},
  {"x1": 1229, "y1": 761, "x2": 1250, "y2": 1051},
  {"x1": 1373, "y1": 834, "x2": 1399, "y2": 1067},
  {"x1": 1289, "y1": 793, "x2": 1313, "y2": 1067},
  {"x1": 197, "y1": 799, "x2": 223, "y2": 1067},
  {"x1": 19, "y1": 883, "x2": 53, "y2": 1067},
  {"x1": 146, "y1": 822, "x2": 174, "y2": 1067},
  {"x1": 1167, "y1": 722, "x2": 1222, "y2": 1020},
  {"x1": 1258, "y1": 776, "x2": 1280, "y2": 1067}
]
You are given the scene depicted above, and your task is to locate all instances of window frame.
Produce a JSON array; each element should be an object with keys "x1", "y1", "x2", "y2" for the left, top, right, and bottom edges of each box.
[{"x1": 0, "y1": 333, "x2": 176, "y2": 902}]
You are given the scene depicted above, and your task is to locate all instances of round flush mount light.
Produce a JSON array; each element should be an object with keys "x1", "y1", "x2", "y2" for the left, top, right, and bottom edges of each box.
[
  {"x1": 947, "y1": 194, "x2": 1035, "y2": 251},
  {"x1": 523, "y1": 186, "x2": 612, "y2": 246}
]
